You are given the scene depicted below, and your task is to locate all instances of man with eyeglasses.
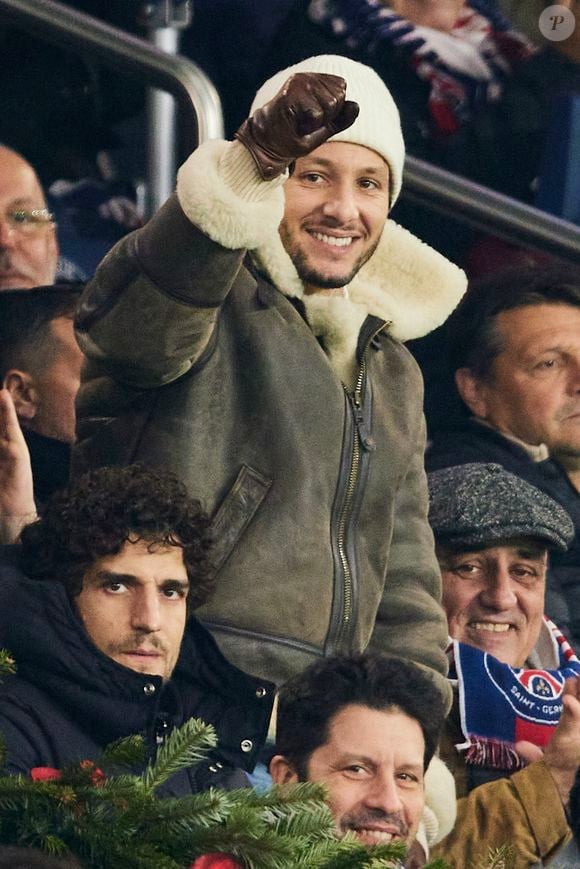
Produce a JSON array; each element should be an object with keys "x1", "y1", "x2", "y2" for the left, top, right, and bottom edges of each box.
[{"x1": 0, "y1": 145, "x2": 58, "y2": 290}]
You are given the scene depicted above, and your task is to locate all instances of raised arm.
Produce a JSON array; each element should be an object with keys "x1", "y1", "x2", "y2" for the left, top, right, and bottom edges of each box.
[
  {"x1": 75, "y1": 73, "x2": 358, "y2": 388},
  {"x1": 0, "y1": 389, "x2": 36, "y2": 544},
  {"x1": 433, "y1": 679, "x2": 580, "y2": 866}
]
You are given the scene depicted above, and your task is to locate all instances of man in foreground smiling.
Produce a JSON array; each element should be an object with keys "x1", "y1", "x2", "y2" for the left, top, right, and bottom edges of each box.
[
  {"x1": 429, "y1": 462, "x2": 580, "y2": 866},
  {"x1": 269, "y1": 653, "x2": 453, "y2": 866},
  {"x1": 0, "y1": 464, "x2": 273, "y2": 793}
]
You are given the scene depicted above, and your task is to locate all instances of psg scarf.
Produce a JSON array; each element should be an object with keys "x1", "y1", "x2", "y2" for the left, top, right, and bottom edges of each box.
[{"x1": 450, "y1": 619, "x2": 580, "y2": 771}]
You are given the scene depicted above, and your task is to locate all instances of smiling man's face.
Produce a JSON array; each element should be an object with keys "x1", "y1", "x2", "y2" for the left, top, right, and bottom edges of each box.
[
  {"x1": 271, "y1": 703, "x2": 425, "y2": 849},
  {"x1": 439, "y1": 540, "x2": 547, "y2": 666},
  {"x1": 77, "y1": 538, "x2": 189, "y2": 681},
  {"x1": 279, "y1": 141, "x2": 390, "y2": 295}
]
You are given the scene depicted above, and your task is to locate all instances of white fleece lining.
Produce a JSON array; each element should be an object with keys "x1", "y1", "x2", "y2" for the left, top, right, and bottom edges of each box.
[
  {"x1": 177, "y1": 140, "x2": 286, "y2": 252},
  {"x1": 302, "y1": 294, "x2": 368, "y2": 389},
  {"x1": 177, "y1": 139, "x2": 467, "y2": 372},
  {"x1": 423, "y1": 756, "x2": 457, "y2": 846}
]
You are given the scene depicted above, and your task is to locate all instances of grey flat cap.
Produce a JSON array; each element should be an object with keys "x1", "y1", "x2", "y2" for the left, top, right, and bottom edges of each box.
[{"x1": 428, "y1": 463, "x2": 574, "y2": 551}]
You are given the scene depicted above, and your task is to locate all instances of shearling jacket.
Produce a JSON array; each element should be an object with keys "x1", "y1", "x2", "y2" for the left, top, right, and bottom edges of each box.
[
  {"x1": 0, "y1": 558, "x2": 274, "y2": 793},
  {"x1": 73, "y1": 139, "x2": 466, "y2": 697}
]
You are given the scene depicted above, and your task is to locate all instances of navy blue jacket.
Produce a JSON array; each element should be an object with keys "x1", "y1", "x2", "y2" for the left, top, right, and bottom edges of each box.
[{"x1": 0, "y1": 557, "x2": 274, "y2": 795}]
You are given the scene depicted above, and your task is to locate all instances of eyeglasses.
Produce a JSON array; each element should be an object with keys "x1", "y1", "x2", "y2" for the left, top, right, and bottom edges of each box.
[{"x1": 1, "y1": 208, "x2": 56, "y2": 235}]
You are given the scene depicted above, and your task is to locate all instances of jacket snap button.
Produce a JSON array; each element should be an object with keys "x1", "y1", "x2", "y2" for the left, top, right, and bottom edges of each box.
[
  {"x1": 143, "y1": 682, "x2": 156, "y2": 695},
  {"x1": 255, "y1": 687, "x2": 267, "y2": 698},
  {"x1": 241, "y1": 739, "x2": 253, "y2": 753},
  {"x1": 209, "y1": 764, "x2": 218, "y2": 773}
]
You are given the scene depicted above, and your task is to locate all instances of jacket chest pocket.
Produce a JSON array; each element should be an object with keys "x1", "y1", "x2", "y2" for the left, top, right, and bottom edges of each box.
[{"x1": 209, "y1": 464, "x2": 272, "y2": 574}]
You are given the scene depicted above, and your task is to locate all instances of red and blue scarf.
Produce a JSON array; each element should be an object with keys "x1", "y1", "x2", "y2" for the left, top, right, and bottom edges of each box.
[
  {"x1": 308, "y1": 0, "x2": 534, "y2": 136},
  {"x1": 449, "y1": 618, "x2": 580, "y2": 771}
]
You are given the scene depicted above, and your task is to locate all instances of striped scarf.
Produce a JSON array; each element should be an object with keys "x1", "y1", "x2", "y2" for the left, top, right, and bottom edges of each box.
[
  {"x1": 308, "y1": 0, "x2": 534, "y2": 135},
  {"x1": 449, "y1": 618, "x2": 580, "y2": 771}
]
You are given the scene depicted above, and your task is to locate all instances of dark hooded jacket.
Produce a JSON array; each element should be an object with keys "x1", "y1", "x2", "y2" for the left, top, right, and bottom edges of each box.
[{"x1": 0, "y1": 557, "x2": 274, "y2": 794}]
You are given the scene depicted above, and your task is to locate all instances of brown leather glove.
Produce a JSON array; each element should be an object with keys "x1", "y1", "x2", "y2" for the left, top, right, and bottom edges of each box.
[{"x1": 236, "y1": 72, "x2": 359, "y2": 181}]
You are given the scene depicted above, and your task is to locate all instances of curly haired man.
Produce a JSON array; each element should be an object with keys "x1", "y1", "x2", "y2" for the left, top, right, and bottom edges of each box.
[{"x1": 0, "y1": 464, "x2": 274, "y2": 794}]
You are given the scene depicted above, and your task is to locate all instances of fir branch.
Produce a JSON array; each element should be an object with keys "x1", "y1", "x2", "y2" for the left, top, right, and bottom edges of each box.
[
  {"x1": 0, "y1": 717, "x2": 453, "y2": 869},
  {"x1": 38, "y1": 834, "x2": 69, "y2": 857},
  {"x1": 143, "y1": 789, "x2": 235, "y2": 832},
  {"x1": 142, "y1": 717, "x2": 216, "y2": 791},
  {"x1": 97, "y1": 734, "x2": 147, "y2": 769},
  {"x1": 312, "y1": 837, "x2": 405, "y2": 868}
]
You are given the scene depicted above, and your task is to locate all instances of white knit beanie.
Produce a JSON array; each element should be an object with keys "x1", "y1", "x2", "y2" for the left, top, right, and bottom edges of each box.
[{"x1": 250, "y1": 55, "x2": 406, "y2": 204}]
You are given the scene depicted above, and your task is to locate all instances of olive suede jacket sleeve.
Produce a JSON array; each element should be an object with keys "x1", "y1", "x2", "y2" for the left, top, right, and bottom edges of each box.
[
  {"x1": 75, "y1": 195, "x2": 246, "y2": 388},
  {"x1": 432, "y1": 760, "x2": 571, "y2": 868},
  {"x1": 75, "y1": 141, "x2": 284, "y2": 387}
]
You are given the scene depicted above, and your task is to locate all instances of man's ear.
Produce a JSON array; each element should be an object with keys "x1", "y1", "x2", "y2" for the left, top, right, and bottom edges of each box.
[
  {"x1": 3, "y1": 369, "x2": 39, "y2": 422},
  {"x1": 269, "y1": 754, "x2": 300, "y2": 785},
  {"x1": 454, "y1": 368, "x2": 488, "y2": 419}
]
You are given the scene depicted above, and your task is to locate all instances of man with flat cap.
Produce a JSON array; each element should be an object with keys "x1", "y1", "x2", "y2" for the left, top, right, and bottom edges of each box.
[{"x1": 428, "y1": 463, "x2": 580, "y2": 867}]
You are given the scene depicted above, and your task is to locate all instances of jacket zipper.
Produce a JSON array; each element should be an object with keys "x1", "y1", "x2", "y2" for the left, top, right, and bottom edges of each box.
[
  {"x1": 338, "y1": 361, "x2": 366, "y2": 628},
  {"x1": 335, "y1": 322, "x2": 387, "y2": 640}
]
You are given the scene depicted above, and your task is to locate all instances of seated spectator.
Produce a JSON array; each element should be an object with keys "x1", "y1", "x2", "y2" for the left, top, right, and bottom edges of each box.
[
  {"x1": 0, "y1": 146, "x2": 59, "y2": 290},
  {"x1": 0, "y1": 464, "x2": 273, "y2": 792},
  {"x1": 429, "y1": 462, "x2": 580, "y2": 866},
  {"x1": 0, "y1": 285, "x2": 84, "y2": 542},
  {"x1": 427, "y1": 264, "x2": 580, "y2": 646},
  {"x1": 269, "y1": 654, "x2": 455, "y2": 866}
]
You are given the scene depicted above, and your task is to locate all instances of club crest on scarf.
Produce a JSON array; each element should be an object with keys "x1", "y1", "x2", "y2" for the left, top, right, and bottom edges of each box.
[{"x1": 449, "y1": 618, "x2": 580, "y2": 771}]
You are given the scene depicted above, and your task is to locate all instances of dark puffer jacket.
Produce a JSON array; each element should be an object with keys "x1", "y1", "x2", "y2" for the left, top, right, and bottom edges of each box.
[{"x1": 0, "y1": 558, "x2": 273, "y2": 794}]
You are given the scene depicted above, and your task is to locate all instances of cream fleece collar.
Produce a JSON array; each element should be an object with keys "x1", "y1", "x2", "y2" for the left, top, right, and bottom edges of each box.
[
  {"x1": 253, "y1": 207, "x2": 467, "y2": 343},
  {"x1": 254, "y1": 212, "x2": 467, "y2": 386}
]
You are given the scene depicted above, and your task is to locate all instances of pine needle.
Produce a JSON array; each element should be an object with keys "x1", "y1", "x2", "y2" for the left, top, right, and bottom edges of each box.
[{"x1": 142, "y1": 717, "x2": 216, "y2": 790}]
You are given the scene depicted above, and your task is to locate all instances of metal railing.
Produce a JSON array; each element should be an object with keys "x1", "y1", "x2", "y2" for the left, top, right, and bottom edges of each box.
[
  {"x1": 0, "y1": 0, "x2": 223, "y2": 212},
  {"x1": 404, "y1": 155, "x2": 580, "y2": 264},
  {"x1": 0, "y1": 0, "x2": 578, "y2": 261}
]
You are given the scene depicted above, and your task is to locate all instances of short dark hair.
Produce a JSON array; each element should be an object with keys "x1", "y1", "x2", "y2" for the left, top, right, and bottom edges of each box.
[
  {"x1": 19, "y1": 464, "x2": 214, "y2": 613},
  {"x1": 0, "y1": 283, "x2": 84, "y2": 381},
  {"x1": 275, "y1": 654, "x2": 445, "y2": 775},
  {"x1": 448, "y1": 264, "x2": 580, "y2": 378}
]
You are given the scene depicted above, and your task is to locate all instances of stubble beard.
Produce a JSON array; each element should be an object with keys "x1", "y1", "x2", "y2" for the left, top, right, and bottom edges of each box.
[{"x1": 278, "y1": 221, "x2": 382, "y2": 292}]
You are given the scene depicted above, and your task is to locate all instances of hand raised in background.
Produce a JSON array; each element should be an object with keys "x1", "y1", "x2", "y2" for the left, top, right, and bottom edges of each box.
[
  {"x1": 516, "y1": 677, "x2": 580, "y2": 806},
  {"x1": 0, "y1": 388, "x2": 36, "y2": 544}
]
